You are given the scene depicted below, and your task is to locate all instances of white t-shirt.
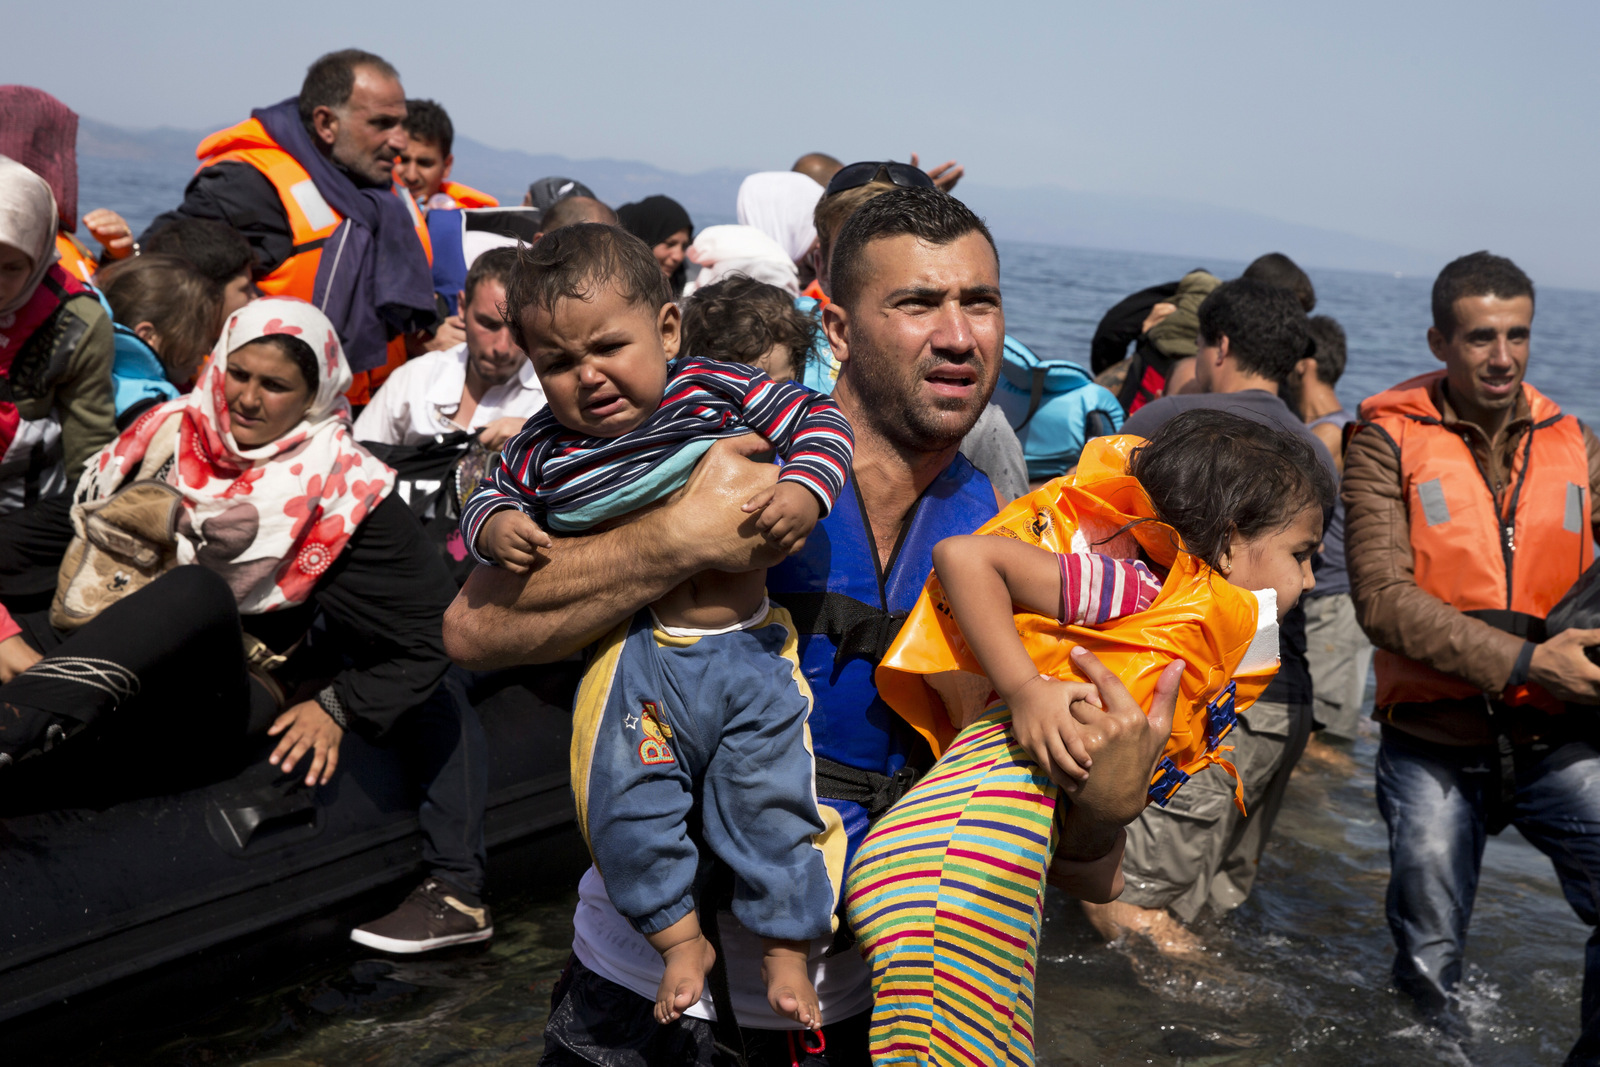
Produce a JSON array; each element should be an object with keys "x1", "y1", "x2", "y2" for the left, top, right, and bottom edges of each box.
[
  {"x1": 570, "y1": 866, "x2": 872, "y2": 1030},
  {"x1": 352, "y1": 343, "x2": 546, "y2": 445}
]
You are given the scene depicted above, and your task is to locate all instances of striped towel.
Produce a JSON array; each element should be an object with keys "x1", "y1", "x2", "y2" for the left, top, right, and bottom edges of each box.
[{"x1": 846, "y1": 706, "x2": 1056, "y2": 1066}]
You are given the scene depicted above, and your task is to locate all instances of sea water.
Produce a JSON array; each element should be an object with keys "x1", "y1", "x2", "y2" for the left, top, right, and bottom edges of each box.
[{"x1": 82, "y1": 161, "x2": 1600, "y2": 1064}]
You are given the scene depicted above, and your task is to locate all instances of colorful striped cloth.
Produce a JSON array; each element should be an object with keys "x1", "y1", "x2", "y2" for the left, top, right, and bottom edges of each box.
[{"x1": 846, "y1": 706, "x2": 1056, "y2": 1067}]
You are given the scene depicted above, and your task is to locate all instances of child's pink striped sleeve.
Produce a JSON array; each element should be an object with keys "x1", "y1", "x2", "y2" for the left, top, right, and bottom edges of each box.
[{"x1": 1057, "y1": 552, "x2": 1162, "y2": 626}]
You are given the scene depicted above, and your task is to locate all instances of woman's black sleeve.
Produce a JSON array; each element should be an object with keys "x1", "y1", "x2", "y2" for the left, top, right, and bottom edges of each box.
[{"x1": 311, "y1": 494, "x2": 457, "y2": 737}]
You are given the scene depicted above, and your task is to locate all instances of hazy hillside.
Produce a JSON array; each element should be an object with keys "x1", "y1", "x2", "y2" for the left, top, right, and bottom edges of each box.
[{"x1": 75, "y1": 118, "x2": 1436, "y2": 277}]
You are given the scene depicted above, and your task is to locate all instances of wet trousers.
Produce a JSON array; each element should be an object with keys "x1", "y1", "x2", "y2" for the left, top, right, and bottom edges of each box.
[
  {"x1": 1303, "y1": 592, "x2": 1372, "y2": 741},
  {"x1": 407, "y1": 668, "x2": 489, "y2": 896},
  {"x1": 1119, "y1": 699, "x2": 1313, "y2": 922},
  {"x1": 1375, "y1": 727, "x2": 1600, "y2": 1064}
]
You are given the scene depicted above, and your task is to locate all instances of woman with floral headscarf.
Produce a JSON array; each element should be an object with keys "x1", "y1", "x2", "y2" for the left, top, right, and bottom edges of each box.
[{"x1": 0, "y1": 297, "x2": 457, "y2": 809}]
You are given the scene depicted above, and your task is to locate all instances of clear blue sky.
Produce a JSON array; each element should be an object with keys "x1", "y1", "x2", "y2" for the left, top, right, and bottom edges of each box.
[{"x1": 12, "y1": 0, "x2": 1600, "y2": 288}]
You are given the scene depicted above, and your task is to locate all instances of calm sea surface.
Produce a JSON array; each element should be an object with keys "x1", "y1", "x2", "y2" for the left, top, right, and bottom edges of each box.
[{"x1": 80, "y1": 160, "x2": 1600, "y2": 1065}]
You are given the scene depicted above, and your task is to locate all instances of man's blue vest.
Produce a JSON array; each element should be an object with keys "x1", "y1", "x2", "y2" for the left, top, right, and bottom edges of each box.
[{"x1": 768, "y1": 454, "x2": 998, "y2": 858}]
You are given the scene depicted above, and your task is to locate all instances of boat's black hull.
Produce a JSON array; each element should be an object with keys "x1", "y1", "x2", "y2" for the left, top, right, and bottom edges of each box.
[{"x1": 0, "y1": 662, "x2": 581, "y2": 1027}]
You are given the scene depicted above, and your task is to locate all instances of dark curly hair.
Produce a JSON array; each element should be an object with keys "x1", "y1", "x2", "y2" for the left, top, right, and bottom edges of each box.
[
  {"x1": 1431, "y1": 250, "x2": 1534, "y2": 339},
  {"x1": 1196, "y1": 278, "x2": 1311, "y2": 387},
  {"x1": 502, "y1": 223, "x2": 672, "y2": 351},
  {"x1": 1128, "y1": 408, "x2": 1333, "y2": 571},
  {"x1": 680, "y1": 276, "x2": 817, "y2": 378}
]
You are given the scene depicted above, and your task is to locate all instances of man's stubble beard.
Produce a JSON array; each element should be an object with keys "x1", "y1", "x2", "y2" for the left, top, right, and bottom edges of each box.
[{"x1": 844, "y1": 332, "x2": 990, "y2": 455}]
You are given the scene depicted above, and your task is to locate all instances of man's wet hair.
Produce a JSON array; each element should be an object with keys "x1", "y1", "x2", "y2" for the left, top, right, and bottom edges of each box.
[
  {"x1": 503, "y1": 224, "x2": 671, "y2": 350},
  {"x1": 1197, "y1": 278, "x2": 1311, "y2": 386},
  {"x1": 1306, "y1": 315, "x2": 1347, "y2": 386},
  {"x1": 1431, "y1": 251, "x2": 1534, "y2": 340},
  {"x1": 299, "y1": 49, "x2": 400, "y2": 126},
  {"x1": 680, "y1": 276, "x2": 817, "y2": 378},
  {"x1": 143, "y1": 218, "x2": 255, "y2": 285},
  {"x1": 1242, "y1": 252, "x2": 1316, "y2": 313},
  {"x1": 829, "y1": 187, "x2": 997, "y2": 312},
  {"x1": 402, "y1": 98, "x2": 452, "y2": 157},
  {"x1": 98, "y1": 254, "x2": 224, "y2": 380},
  {"x1": 540, "y1": 196, "x2": 618, "y2": 234},
  {"x1": 464, "y1": 246, "x2": 519, "y2": 308},
  {"x1": 1129, "y1": 409, "x2": 1334, "y2": 573}
]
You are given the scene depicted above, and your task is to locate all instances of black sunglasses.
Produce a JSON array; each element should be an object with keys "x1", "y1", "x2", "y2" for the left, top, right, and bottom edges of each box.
[{"x1": 823, "y1": 161, "x2": 937, "y2": 199}]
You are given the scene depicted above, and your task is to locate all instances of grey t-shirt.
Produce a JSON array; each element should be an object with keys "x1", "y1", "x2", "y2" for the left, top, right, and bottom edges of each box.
[
  {"x1": 1123, "y1": 389, "x2": 1338, "y2": 482},
  {"x1": 1121, "y1": 389, "x2": 1337, "y2": 709},
  {"x1": 959, "y1": 403, "x2": 1028, "y2": 505}
]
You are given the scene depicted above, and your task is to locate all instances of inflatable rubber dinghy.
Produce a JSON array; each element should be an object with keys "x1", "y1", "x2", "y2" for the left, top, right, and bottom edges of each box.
[{"x1": 0, "y1": 661, "x2": 580, "y2": 1031}]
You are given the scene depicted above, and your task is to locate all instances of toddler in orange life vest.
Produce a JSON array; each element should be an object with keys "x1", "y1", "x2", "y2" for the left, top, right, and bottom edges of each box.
[{"x1": 847, "y1": 409, "x2": 1334, "y2": 1067}]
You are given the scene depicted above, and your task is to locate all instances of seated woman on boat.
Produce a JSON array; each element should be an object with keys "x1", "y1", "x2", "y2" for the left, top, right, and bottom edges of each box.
[
  {"x1": 0, "y1": 297, "x2": 491, "y2": 950},
  {"x1": 0, "y1": 155, "x2": 119, "y2": 615}
]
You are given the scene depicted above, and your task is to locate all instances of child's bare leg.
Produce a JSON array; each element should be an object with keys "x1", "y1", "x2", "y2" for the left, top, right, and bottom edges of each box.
[
  {"x1": 761, "y1": 938, "x2": 819, "y2": 1029},
  {"x1": 1080, "y1": 899, "x2": 1206, "y2": 956},
  {"x1": 644, "y1": 912, "x2": 717, "y2": 1024}
]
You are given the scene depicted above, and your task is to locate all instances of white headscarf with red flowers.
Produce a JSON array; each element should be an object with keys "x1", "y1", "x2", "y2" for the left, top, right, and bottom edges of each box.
[{"x1": 77, "y1": 296, "x2": 395, "y2": 614}]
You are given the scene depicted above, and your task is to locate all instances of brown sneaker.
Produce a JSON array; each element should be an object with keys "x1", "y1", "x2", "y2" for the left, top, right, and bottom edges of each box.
[{"x1": 349, "y1": 878, "x2": 493, "y2": 953}]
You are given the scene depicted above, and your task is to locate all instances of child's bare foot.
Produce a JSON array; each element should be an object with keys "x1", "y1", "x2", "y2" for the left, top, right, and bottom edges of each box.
[
  {"x1": 762, "y1": 939, "x2": 820, "y2": 1028},
  {"x1": 1080, "y1": 899, "x2": 1206, "y2": 957},
  {"x1": 655, "y1": 934, "x2": 716, "y2": 1024}
]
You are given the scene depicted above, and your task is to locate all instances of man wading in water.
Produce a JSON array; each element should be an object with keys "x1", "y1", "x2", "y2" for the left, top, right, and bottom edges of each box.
[
  {"x1": 1346, "y1": 251, "x2": 1600, "y2": 1059},
  {"x1": 445, "y1": 187, "x2": 1179, "y2": 1066}
]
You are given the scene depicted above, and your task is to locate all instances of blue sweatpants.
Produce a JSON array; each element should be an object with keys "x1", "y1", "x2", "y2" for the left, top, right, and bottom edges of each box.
[{"x1": 570, "y1": 603, "x2": 846, "y2": 943}]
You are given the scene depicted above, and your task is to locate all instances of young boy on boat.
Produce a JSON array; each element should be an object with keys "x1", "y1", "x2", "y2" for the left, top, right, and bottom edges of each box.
[
  {"x1": 459, "y1": 223, "x2": 853, "y2": 1029},
  {"x1": 848, "y1": 410, "x2": 1334, "y2": 1065}
]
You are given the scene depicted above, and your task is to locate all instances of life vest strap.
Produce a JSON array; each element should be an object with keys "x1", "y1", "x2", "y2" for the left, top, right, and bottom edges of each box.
[
  {"x1": 814, "y1": 756, "x2": 921, "y2": 819},
  {"x1": 778, "y1": 590, "x2": 909, "y2": 669},
  {"x1": 1464, "y1": 608, "x2": 1547, "y2": 643}
]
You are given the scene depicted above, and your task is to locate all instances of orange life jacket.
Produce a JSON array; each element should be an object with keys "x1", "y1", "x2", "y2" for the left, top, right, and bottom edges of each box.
[
  {"x1": 877, "y1": 434, "x2": 1281, "y2": 809},
  {"x1": 194, "y1": 118, "x2": 434, "y2": 403},
  {"x1": 54, "y1": 231, "x2": 98, "y2": 284},
  {"x1": 438, "y1": 180, "x2": 499, "y2": 208},
  {"x1": 801, "y1": 279, "x2": 829, "y2": 308},
  {"x1": 1358, "y1": 371, "x2": 1594, "y2": 711}
]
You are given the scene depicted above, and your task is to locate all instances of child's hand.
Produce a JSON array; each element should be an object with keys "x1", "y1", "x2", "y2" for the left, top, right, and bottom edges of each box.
[
  {"x1": 479, "y1": 510, "x2": 553, "y2": 573},
  {"x1": 742, "y1": 480, "x2": 821, "y2": 554},
  {"x1": 1008, "y1": 674, "x2": 1103, "y2": 788}
]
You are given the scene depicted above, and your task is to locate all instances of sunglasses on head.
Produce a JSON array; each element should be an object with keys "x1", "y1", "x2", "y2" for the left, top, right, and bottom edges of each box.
[{"x1": 823, "y1": 161, "x2": 937, "y2": 199}]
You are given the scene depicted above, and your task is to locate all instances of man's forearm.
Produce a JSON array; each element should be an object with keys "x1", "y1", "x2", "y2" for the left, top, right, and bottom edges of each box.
[
  {"x1": 443, "y1": 518, "x2": 698, "y2": 668},
  {"x1": 1054, "y1": 802, "x2": 1126, "y2": 864}
]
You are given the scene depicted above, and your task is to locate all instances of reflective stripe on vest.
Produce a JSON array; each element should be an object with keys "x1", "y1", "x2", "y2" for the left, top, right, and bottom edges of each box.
[
  {"x1": 54, "y1": 232, "x2": 98, "y2": 284},
  {"x1": 1359, "y1": 370, "x2": 1594, "y2": 709}
]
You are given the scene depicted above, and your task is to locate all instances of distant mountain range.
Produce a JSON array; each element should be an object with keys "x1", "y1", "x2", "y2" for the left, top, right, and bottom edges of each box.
[{"x1": 76, "y1": 117, "x2": 1439, "y2": 278}]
